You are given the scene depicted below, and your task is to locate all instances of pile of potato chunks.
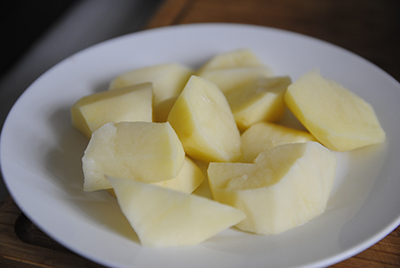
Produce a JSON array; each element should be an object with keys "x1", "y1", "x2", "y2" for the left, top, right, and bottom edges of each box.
[{"x1": 71, "y1": 49, "x2": 385, "y2": 247}]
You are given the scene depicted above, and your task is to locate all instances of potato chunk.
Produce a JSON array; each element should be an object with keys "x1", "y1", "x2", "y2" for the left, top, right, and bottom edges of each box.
[
  {"x1": 168, "y1": 75, "x2": 242, "y2": 162},
  {"x1": 109, "y1": 63, "x2": 193, "y2": 105},
  {"x1": 208, "y1": 142, "x2": 336, "y2": 235},
  {"x1": 107, "y1": 156, "x2": 204, "y2": 198},
  {"x1": 71, "y1": 83, "x2": 152, "y2": 138},
  {"x1": 197, "y1": 49, "x2": 273, "y2": 94},
  {"x1": 151, "y1": 156, "x2": 205, "y2": 194},
  {"x1": 285, "y1": 70, "x2": 386, "y2": 151},
  {"x1": 196, "y1": 49, "x2": 265, "y2": 75},
  {"x1": 108, "y1": 176, "x2": 246, "y2": 247},
  {"x1": 199, "y1": 67, "x2": 273, "y2": 94},
  {"x1": 109, "y1": 63, "x2": 193, "y2": 122},
  {"x1": 241, "y1": 122, "x2": 316, "y2": 162},
  {"x1": 225, "y1": 76, "x2": 291, "y2": 130},
  {"x1": 82, "y1": 121, "x2": 185, "y2": 191}
]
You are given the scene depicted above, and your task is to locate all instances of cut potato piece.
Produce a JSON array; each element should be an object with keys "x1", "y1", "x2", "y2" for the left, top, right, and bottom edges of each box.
[
  {"x1": 285, "y1": 70, "x2": 386, "y2": 151},
  {"x1": 109, "y1": 63, "x2": 193, "y2": 106},
  {"x1": 168, "y1": 75, "x2": 242, "y2": 162},
  {"x1": 208, "y1": 142, "x2": 336, "y2": 235},
  {"x1": 199, "y1": 67, "x2": 273, "y2": 94},
  {"x1": 71, "y1": 83, "x2": 152, "y2": 139},
  {"x1": 191, "y1": 160, "x2": 213, "y2": 199},
  {"x1": 196, "y1": 49, "x2": 265, "y2": 75},
  {"x1": 107, "y1": 156, "x2": 204, "y2": 197},
  {"x1": 82, "y1": 121, "x2": 185, "y2": 191},
  {"x1": 241, "y1": 122, "x2": 316, "y2": 162},
  {"x1": 225, "y1": 76, "x2": 291, "y2": 130},
  {"x1": 108, "y1": 176, "x2": 246, "y2": 247},
  {"x1": 152, "y1": 156, "x2": 204, "y2": 193},
  {"x1": 153, "y1": 95, "x2": 178, "y2": 123}
]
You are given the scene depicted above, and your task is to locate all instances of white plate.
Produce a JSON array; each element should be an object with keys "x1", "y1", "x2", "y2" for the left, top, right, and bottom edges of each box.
[{"x1": 1, "y1": 23, "x2": 400, "y2": 268}]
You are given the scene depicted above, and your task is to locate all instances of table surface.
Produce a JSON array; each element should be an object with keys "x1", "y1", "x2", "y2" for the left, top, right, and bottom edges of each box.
[{"x1": 1, "y1": 0, "x2": 399, "y2": 267}]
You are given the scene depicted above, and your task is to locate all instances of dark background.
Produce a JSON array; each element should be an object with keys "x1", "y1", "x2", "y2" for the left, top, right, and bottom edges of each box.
[
  {"x1": 0, "y1": 0, "x2": 165, "y2": 202},
  {"x1": 0, "y1": 0, "x2": 79, "y2": 79}
]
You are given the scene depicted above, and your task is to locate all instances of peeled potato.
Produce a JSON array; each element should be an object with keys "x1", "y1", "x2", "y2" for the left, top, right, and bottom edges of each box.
[
  {"x1": 108, "y1": 176, "x2": 246, "y2": 247},
  {"x1": 151, "y1": 156, "x2": 205, "y2": 194},
  {"x1": 241, "y1": 122, "x2": 316, "y2": 162},
  {"x1": 109, "y1": 63, "x2": 193, "y2": 106},
  {"x1": 208, "y1": 142, "x2": 336, "y2": 235},
  {"x1": 196, "y1": 48, "x2": 265, "y2": 75},
  {"x1": 168, "y1": 75, "x2": 242, "y2": 162},
  {"x1": 82, "y1": 121, "x2": 185, "y2": 191},
  {"x1": 225, "y1": 76, "x2": 291, "y2": 130},
  {"x1": 285, "y1": 70, "x2": 386, "y2": 151},
  {"x1": 71, "y1": 83, "x2": 152, "y2": 138},
  {"x1": 199, "y1": 67, "x2": 273, "y2": 94}
]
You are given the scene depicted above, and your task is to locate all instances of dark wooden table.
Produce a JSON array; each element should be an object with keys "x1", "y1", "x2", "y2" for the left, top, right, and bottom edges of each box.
[{"x1": 1, "y1": 0, "x2": 399, "y2": 267}]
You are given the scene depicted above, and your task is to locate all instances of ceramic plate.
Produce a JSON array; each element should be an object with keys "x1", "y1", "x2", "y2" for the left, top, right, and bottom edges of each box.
[{"x1": 1, "y1": 23, "x2": 400, "y2": 268}]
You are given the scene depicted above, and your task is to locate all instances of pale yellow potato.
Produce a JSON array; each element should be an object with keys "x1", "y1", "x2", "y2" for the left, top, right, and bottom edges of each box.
[
  {"x1": 155, "y1": 50, "x2": 266, "y2": 122},
  {"x1": 82, "y1": 121, "x2": 185, "y2": 191},
  {"x1": 71, "y1": 83, "x2": 152, "y2": 139},
  {"x1": 108, "y1": 176, "x2": 246, "y2": 247},
  {"x1": 152, "y1": 156, "x2": 204, "y2": 194},
  {"x1": 241, "y1": 122, "x2": 316, "y2": 162},
  {"x1": 107, "y1": 156, "x2": 204, "y2": 197},
  {"x1": 196, "y1": 49, "x2": 265, "y2": 75},
  {"x1": 199, "y1": 67, "x2": 273, "y2": 94},
  {"x1": 109, "y1": 63, "x2": 193, "y2": 106},
  {"x1": 285, "y1": 70, "x2": 386, "y2": 151},
  {"x1": 208, "y1": 142, "x2": 336, "y2": 235},
  {"x1": 191, "y1": 159, "x2": 213, "y2": 199},
  {"x1": 168, "y1": 75, "x2": 242, "y2": 162},
  {"x1": 225, "y1": 76, "x2": 291, "y2": 131},
  {"x1": 152, "y1": 95, "x2": 178, "y2": 123}
]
